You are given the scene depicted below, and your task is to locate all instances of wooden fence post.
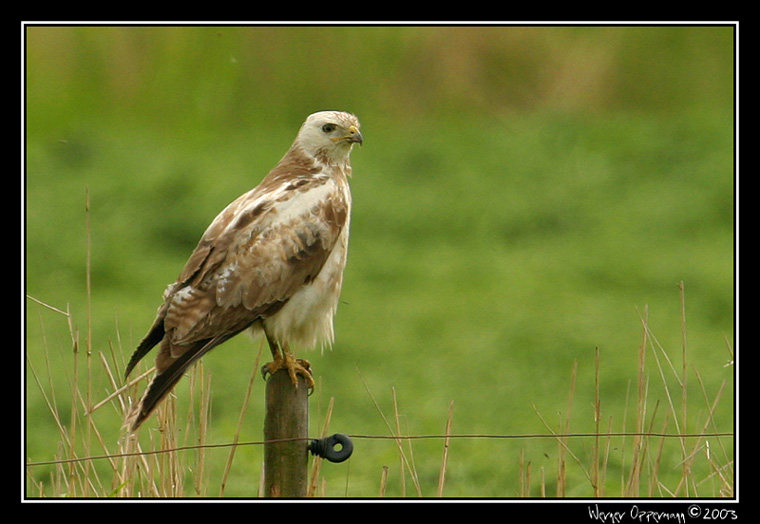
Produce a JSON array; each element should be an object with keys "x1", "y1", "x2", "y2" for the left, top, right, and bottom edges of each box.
[{"x1": 263, "y1": 369, "x2": 309, "y2": 498}]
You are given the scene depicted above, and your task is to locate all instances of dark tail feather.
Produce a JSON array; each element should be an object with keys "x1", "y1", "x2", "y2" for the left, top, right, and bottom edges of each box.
[
  {"x1": 125, "y1": 322, "x2": 165, "y2": 379},
  {"x1": 127, "y1": 334, "x2": 235, "y2": 430}
]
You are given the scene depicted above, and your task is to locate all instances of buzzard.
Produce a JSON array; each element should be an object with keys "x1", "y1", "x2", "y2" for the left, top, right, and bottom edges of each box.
[{"x1": 124, "y1": 111, "x2": 362, "y2": 430}]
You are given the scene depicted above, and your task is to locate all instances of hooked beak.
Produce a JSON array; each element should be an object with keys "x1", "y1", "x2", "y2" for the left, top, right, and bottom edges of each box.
[
  {"x1": 347, "y1": 125, "x2": 363, "y2": 145},
  {"x1": 332, "y1": 125, "x2": 363, "y2": 146}
]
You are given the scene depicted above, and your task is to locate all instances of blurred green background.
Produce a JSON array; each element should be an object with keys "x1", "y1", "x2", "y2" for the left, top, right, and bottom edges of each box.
[{"x1": 25, "y1": 25, "x2": 735, "y2": 498}]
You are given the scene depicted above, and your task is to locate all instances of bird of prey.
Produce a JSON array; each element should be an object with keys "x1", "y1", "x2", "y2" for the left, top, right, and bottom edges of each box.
[{"x1": 124, "y1": 111, "x2": 362, "y2": 430}]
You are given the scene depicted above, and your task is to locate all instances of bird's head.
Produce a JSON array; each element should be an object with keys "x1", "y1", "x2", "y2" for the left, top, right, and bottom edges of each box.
[{"x1": 296, "y1": 111, "x2": 362, "y2": 164}]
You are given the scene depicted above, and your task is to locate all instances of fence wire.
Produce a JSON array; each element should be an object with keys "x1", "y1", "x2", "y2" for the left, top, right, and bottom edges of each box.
[{"x1": 25, "y1": 431, "x2": 733, "y2": 468}]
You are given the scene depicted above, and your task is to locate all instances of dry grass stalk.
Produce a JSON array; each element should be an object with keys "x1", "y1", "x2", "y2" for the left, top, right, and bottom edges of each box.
[
  {"x1": 379, "y1": 465, "x2": 390, "y2": 497},
  {"x1": 219, "y1": 344, "x2": 263, "y2": 497},
  {"x1": 437, "y1": 400, "x2": 454, "y2": 497},
  {"x1": 307, "y1": 395, "x2": 335, "y2": 497}
]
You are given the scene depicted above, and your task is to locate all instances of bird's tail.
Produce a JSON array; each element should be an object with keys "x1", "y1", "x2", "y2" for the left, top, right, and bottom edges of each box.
[{"x1": 125, "y1": 336, "x2": 226, "y2": 431}]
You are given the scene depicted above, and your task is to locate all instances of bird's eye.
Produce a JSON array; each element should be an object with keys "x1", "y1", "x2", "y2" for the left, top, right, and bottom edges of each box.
[{"x1": 322, "y1": 123, "x2": 336, "y2": 133}]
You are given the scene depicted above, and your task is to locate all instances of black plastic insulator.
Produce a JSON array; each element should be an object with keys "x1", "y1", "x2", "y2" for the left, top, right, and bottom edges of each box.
[{"x1": 309, "y1": 433, "x2": 353, "y2": 463}]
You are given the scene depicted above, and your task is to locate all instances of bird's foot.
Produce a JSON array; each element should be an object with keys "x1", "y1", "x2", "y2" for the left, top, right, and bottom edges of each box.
[{"x1": 262, "y1": 352, "x2": 315, "y2": 393}]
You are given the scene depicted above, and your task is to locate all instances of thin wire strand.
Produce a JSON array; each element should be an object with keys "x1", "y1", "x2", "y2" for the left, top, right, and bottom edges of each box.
[{"x1": 25, "y1": 431, "x2": 733, "y2": 468}]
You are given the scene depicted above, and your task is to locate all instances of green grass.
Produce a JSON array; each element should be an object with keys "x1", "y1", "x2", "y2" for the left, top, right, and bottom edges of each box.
[
  {"x1": 25, "y1": 288, "x2": 734, "y2": 498},
  {"x1": 24, "y1": 25, "x2": 735, "y2": 498}
]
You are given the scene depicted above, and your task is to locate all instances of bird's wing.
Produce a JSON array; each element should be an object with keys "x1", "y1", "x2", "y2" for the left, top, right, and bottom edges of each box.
[{"x1": 165, "y1": 171, "x2": 349, "y2": 347}]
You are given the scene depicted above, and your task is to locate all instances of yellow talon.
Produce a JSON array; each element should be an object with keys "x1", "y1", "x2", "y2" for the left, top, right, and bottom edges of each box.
[{"x1": 262, "y1": 352, "x2": 315, "y2": 392}]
